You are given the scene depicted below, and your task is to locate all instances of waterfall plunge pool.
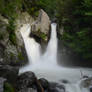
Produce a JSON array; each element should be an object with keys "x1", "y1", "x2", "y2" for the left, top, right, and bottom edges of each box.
[{"x1": 19, "y1": 23, "x2": 92, "y2": 92}]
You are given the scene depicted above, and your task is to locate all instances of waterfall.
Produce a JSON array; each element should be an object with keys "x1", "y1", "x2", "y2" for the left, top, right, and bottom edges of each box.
[
  {"x1": 19, "y1": 23, "x2": 91, "y2": 92},
  {"x1": 20, "y1": 23, "x2": 57, "y2": 65},
  {"x1": 19, "y1": 23, "x2": 58, "y2": 72},
  {"x1": 20, "y1": 24, "x2": 41, "y2": 64},
  {"x1": 42, "y1": 23, "x2": 57, "y2": 64}
]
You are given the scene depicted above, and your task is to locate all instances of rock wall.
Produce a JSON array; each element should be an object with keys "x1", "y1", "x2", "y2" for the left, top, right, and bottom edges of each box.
[
  {"x1": 0, "y1": 15, "x2": 28, "y2": 66},
  {"x1": 0, "y1": 9, "x2": 51, "y2": 66}
]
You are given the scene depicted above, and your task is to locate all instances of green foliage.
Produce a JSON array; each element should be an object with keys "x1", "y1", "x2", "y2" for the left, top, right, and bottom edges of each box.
[
  {"x1": 62, "y1": 28, "x2": 92, "y2": 60},
  {"x1": 18, "y1": 52, "x2": 24, "y2": 60},
  {"x1": 40, "y1": 33, "x2": 47, "y2": 40},
  {"x1": 4, "y1": 82, "x2": 14, "y2": 92},
  {"x1": 55, "y1": 0, "x2": 92, "y2": 60},
  {"x1": 0, "y1": 0, "x2": 91, "y2": 61},
  {"x1": 37, "y1": 0, "x2": 57, "y2": 18},
  {"x1": 37, "y1": 28, "x2": 46, "y2": 40},
  {"x1": 0, "y1": 0, "x2": 23, "y2": 44},
  {"x1": 7, "y1": 17, "x2": 16, "y2": 45},
  {"x1": 23, "y1": 0, "x2": 40, "y2": 17},
  {"x1": 0, "y1": 0, "x2": 22, "y2": 18}
]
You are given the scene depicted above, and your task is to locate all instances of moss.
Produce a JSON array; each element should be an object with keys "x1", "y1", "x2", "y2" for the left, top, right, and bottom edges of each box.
[
  {"x1": 40, "y1": 33, "x2": 47, "y2": 40},
  {"x1": 34, "y1": 10, "x2": 39, "y2": 17},
  {"x1": 9, "y1": 33, "x2": 16, "y2": 45},
  {"x1": 18, "y1": 52, "x2": 24, "y2": 60},
  {"x1": 38, "y1": 28, "x2": 47, "y2": 40},
  {"x1": 4, "y1": 82, "x2": 14, "y2": 92},
  {"x1": 7, "y1": 17, "x2": 17, "y2": 45}
]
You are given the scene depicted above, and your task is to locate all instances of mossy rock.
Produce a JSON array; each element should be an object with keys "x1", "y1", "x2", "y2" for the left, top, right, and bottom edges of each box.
[
  {"x1": 4, "y1": 82, "x2": 14, "y2": 92},
  {"x1": 32, "y1": 30, "x2": 47, "y2": 41}
]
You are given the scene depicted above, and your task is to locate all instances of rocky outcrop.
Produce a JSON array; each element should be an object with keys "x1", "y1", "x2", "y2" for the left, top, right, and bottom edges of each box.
[
  {"x1": 31, "y1": 9, "x2": 51, "y2": 41},
  {"x1": 16, "y1": 72, "x2": 65, "y2": 92},
  {"x1": 0, "y1": 9, "x2": 51, "y2": 66},
  {"x1": 0, "y1": 65, "x2": 18, "y2": 84},
  {"x1": 0, "y1": 14, "x2": 28, "y2": 66},
  {"x1": 16, "y1": 71, "x2": 44, "y2": 92},
  {"x1": 39, "y1": 78, "x2": 49, "y2": 90}
]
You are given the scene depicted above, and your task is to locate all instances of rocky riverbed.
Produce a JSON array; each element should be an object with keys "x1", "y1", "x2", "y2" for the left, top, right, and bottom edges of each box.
[
  {"x1": 0, "y1": 65, "x2": 92, "y2": 92},
  {"x1": 0, "y1": 65, "x2": 66, "y2": 92}
]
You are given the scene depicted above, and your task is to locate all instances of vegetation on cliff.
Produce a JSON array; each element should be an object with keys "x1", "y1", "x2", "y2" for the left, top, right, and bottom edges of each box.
[
  {"x1": 38, "y1": 0, "x2": 92, "y2": 61},
  {"x1": 56, "y1": 0, "x2": 92, "y2": 61},
  {"x1": 0, "y1": 0, "x2": 92, "y2": 61}
]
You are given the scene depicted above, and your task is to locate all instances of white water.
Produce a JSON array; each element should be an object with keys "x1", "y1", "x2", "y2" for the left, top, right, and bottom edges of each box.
[
  {"x1": 19, "y1": 23, "x2": 92, "y2": 92},
  {"x1": 42, "y1": 23, "x2": 57, "y2": 64},
  {"x1": 20, "y1": 24, "x2": 41, "y2": 64}
]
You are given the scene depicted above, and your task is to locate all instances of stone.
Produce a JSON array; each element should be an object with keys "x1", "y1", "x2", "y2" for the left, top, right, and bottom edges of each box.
[
  {"x1": 31, "y1": 9, "x2": 51, "y2": 41},
  {"x1": 0, "y1": 65, "x2": 18, "y2": 85},
  {"x1": 16, "y1": 71, "x2": 37, "y2": 91},
  {"x1": 48, "y1": 82, "x2": 65, "y2": 92},
  {"x1": 18, "y1": 88, "x2": 37, "y2": 92},
  {"x1": 39, "y1": 78, "x2": 49, "y2": 89},
  {"x1": 16, "y1": 71, "x2": 45, "y2": 92}
]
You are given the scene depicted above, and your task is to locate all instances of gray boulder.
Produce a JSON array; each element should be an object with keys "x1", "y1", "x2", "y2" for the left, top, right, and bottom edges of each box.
[
  {"x1": 0, "y1": 65, "x2": 18, "y2": 85},
  {"x1": 31, "y1": 9, "x2": 51, "y2": 41}
]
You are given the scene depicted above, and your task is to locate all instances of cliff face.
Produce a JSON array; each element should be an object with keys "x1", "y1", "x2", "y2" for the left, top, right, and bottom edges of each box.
[
  {"x1": 0, "y1": 15, "x2": 28, "y2": 66},
  {"x1": 0, "y1": 9, "x2": 51, "y2": 66}
]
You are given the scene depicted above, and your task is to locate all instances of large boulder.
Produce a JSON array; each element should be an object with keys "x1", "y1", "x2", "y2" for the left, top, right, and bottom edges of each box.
[
  {"x1": 39, "y1": 78, "x2": 49, "y2": 90},
  {"x1": 31, "y1": 9, "x2": 51, "y2": 41},
  {"x1": 16, "y1": 71, "x2": 44, "y2": 92},
  {"x1": 39, "y1": 78, "x2": 65, "y2": 92},
  {"x1": 0, "y1": 65, "x2": 18, "y2": 85}
]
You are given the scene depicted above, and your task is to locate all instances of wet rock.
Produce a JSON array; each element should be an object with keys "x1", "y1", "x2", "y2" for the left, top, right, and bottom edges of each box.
[
  {"x1": 48, "y1": 82, "x2": 65, "y2": 92},
  {"x1": 39, "y1": 78, "x2": 49, "y2": 89},
  {"x1": 16, "y1": 71, "x2": 45, "y2": 92},
  {"x1": 60, "y1": 79, "x2": 69, "y2": 84},
  {"x1": 0, "y1": 65, "x2": 18, "y2": 85},
  {"x1": 18, "y1": 88, "x2": 37, "y2": 92},
  {"x1": 80, "y1": 77, "x2": 92, "y2": 92},
  {"x1": 31, "y1": 9, "x2": 51, "y2": 41},
  {"x1": 16, "y1": 71, "x2": 37, "y2": 91}
]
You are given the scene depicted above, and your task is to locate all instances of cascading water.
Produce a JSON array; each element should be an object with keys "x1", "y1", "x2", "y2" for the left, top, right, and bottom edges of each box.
[
  {"x1": 20, "y1": 24, "x2": 41, "y2": 64},
  {"x1": 19, "y1": 23, "x2": 92, "y2": 92},
  {"x1": 42, "y1": 23, "x2": 57, "y2": 64}
]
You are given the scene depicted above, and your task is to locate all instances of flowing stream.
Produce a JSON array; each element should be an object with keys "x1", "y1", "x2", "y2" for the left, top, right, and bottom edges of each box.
[{"x1": 19, "y1": 23, "x2": 92, "y2": 92}]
